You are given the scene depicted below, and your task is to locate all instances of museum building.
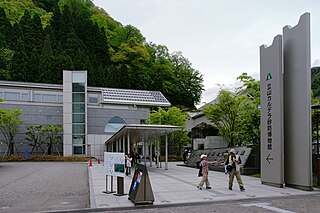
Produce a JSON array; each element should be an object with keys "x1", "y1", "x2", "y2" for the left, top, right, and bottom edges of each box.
[{"x1": 0, "y1": 70, "x2": 171, "y2": 159}]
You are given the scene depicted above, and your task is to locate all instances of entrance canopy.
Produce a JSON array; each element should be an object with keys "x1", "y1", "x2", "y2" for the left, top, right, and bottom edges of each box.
[
  {"x1": 105, "y1": 124, "x2": 182, "y2": 170},
  {"x1": 105, "y1": 124, "x2": 181, "y2": 145}
]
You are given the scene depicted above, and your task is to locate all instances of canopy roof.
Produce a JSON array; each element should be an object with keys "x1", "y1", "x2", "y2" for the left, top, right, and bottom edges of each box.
[{"x1": 105, "y1": 124, "x2": 182, "y2": 145}]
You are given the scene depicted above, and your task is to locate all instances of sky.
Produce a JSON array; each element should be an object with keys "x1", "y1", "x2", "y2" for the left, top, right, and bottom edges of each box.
[{"x1": 93, "y1": 0, "x2": 320, "y2": 105}]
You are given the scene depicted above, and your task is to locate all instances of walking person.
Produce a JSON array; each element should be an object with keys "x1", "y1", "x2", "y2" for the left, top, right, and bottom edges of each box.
[
  {"x1": 183, "y1": 149, "x2": 188, "y2": 164},
  {"x1": 130, "y1": 149, "x2": 136, "y2": 165},
  {"x1": 125, "y1": 153, "x2": 132, "y2": 176},
  {"x1": 225, "y1": 149, "x2": 245, "y2": 191},
  {"x1": 197, "y1": 154, "x2": 218, "y2": 190}
]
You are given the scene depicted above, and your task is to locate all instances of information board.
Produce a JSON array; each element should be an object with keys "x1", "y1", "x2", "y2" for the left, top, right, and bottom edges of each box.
[{"x1": 104, "y1": 152, "x2": 125, "y2": 177}]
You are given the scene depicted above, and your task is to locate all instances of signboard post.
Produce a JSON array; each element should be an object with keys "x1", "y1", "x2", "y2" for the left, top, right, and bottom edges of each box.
[
  {"x1": 103, "y1": 152, "x2": 125, "y2": 194},
  {"x1": 260, "y1": 13, "x2": 312, "y2": 190},
  {"x1": 283, "y1": 13, "x2": 312, "y2": 190},
  {"x1": 260, "y1": 35, "x2": 284, "y2": 187}
]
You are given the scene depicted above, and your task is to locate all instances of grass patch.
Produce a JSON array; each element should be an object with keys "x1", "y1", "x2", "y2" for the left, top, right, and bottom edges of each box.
[
  {"x1": 0, "y1": 155, "x2": 90, "y2": 162},
  {"x1": 249, "y1": 173, "x2": 261, "y2": 178}
]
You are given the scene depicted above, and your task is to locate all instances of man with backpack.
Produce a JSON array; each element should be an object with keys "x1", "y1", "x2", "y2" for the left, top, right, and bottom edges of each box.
[{"x1": 196, "y1": 154, "x2": 218, "y2": 190}]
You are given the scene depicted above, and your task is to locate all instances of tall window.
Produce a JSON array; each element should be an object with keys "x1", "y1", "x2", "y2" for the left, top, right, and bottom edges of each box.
[{"x1": 72, "y1": 72, "x2": 86, "y2": 155}]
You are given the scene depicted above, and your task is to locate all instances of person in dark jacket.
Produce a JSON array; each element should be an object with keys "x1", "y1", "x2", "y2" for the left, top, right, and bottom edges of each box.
[{"x1": 183, "y1": 150, "x2": 188, "y2": 164}]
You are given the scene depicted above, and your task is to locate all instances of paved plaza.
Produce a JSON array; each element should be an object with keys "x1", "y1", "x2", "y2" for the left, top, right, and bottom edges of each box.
[{"x1": 88, "y1": 161, "x2": 320, "y2": 209}]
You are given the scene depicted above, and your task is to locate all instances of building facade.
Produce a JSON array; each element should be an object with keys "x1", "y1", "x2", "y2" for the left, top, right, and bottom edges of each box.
[
  {"x1": 186, "y1": 100, "x2": 226, "y2": 150},
  {"x1": 0, "y1": 70, "x2": 170, "y2": 159}
]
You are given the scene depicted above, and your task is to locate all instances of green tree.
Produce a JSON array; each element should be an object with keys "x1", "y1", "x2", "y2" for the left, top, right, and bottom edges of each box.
[
  {"x1": 52, "y1": 43, "x2": 74, "y2": 84},
  {"x1": 236, "y1": 73, "x2": 261, "y2": 151},
  {"x1": 38, "y1": 34, "x2": 55, "y2": 83},
  {"x1": 311, "y1": 91, "x2": 320, "y2": 143},
  {"x1": 236, "y1": 73, "x2": 260, "y2": 105},
  {"x1": 204, "y1": 74, "x2": 261, "y2": 149},
  {"x1": 148, "y1": 107, "x2": 189, "y2": 154},
  {"x1": 11, "y1": 38, "x2": 30, "y2": 82},
  {"x1": 237, "y1": 95, "x2": 260, "y2": 150},
  {"x1": 168, "y1": 51, "x2": 204, "y2": 109},
  {"x1": 41, "y1": 124, "x2": 63, "y2": 155},
  {"x1": 0, "y1": 8, "x2": 12, "y2": 47},
  {"x1": 0, "y1": 47, "x2": 14, "y2": 80},
  {"x1": 106, "y1": 64, "x2": 129, "y2": 88},
  {"x1": 25, "y1": 125, "x2": 44, "y2": 154},
  {"x1": 204, "y1": 89, "x2": 242, "y2": 147},
  {"x1": 0, "y1": 108, "x2": 23, "y2": 156},
  {"x1": 0, "y1": 0, "x2": 204, "y2": 108},
  {"x1": 32, "y1": 0, "x2": 58, "y2": 12},
  {"x1": 146, "y1": 43, "x2": 174, "y2": 92},
  {"x1": 311, "y1": 67, "x2": 320, "y2": 98}
]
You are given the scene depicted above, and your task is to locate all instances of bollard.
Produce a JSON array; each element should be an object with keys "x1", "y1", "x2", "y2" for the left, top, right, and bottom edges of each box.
[
  {"x1": 98, "y1": 158, "x2": 100, "y2": 164},
  {"x1": 89, "y1": 159, "x2": 93, "y2": 167}
]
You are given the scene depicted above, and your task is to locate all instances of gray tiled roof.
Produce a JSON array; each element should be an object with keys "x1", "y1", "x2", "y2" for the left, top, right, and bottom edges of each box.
[{"x1": 102, "y1": 88, "x2": 170, "y2": 106}]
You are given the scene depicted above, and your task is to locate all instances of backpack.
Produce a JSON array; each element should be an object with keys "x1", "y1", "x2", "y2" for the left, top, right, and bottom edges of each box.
[
  {"x1": 196, "y1": 160, "x2": 203, "y2": 177},
  {"x1": 196, "y1": 160, "x2": 202, "y2": 169}
]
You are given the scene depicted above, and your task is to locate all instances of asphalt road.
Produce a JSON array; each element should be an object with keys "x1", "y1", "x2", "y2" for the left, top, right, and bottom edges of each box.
[
  {"x1": 82, "y1": 193, "x2": 320, "y2": 213},
  {"x1": 0, "y1": 162, "x2": 89, "y2": 213}
]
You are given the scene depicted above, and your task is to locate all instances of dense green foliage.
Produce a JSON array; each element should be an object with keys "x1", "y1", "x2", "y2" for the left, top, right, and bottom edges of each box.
[
  {"x1": 41, "y1": 124, "x2": 63, "y2": 155},
  {"x1": 236, "y1": 73, "x2": 260, "y2": 152},
  {"x1": 204, "y1": 70, "x2": 319, "y2": 152},
  {"x1": 204, "y1": 89, "x2": 242, "y2": 147},
  {"x1": 311, "y1": 66, "x2": 320, "y2": 98},
  {"x1": 0, "y1": 0, "x2": 203, "y2": 109},
  {"x1": 148, "y1": 107, "x2": 190, "y2": 154},
  {"x1": 25, "y1": 124, "x2": 63, "y2": 155},
  {"x1": 204, "y1": 73, "x2": 260, "y2": 148},
  {"x1": 0, "y1": 108, "x2": 23, "y2": 156}
]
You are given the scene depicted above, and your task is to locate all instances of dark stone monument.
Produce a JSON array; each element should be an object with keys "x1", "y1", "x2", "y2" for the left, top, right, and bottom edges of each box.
[{"x1": 185, "y1": 147, "x2": 258, "y2": 175}]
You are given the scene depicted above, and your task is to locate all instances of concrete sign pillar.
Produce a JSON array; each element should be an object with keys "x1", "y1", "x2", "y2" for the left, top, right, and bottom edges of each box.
[
  {"x1": 260, "y1": 35, "x2": 284, "y2": 187},
  {"x1": 283, "y1": 13, "x2": 312, "y2": 190}
]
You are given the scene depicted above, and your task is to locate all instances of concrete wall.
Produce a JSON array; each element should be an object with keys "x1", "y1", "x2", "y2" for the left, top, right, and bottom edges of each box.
[
  {"x1": 87, "y1": 106, "x2": 149, "y2": 135},
  {"x1": 193, "y1": 136, "x2": 226, "y2": 150},
  {"x1": 0, "y1": 102, "x2": 63, "y2": 155}
]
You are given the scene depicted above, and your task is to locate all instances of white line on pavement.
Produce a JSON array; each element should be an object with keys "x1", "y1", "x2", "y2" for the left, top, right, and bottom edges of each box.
[{"x1": 241, "y1": 202, "x2": 295, "y2": 213}]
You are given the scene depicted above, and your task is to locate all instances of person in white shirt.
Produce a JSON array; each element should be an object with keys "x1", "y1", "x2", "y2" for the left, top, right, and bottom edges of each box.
[{"x1": 125, "y1": 153, "x2": 132, "y2": 176}]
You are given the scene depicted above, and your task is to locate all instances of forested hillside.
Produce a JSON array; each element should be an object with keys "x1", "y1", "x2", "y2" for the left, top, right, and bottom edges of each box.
[
  {"x1": 0, "y1": 0, "x2": 203, "y2": 109},
  {"x1": 312, "y1": 66, "x2": 320, "y2": 98}
]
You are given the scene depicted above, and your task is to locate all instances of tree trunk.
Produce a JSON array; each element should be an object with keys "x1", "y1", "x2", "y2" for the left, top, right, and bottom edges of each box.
[
  {"x1": 8, "y1": 142, "x2": 14, "y2": 156},
  {"x1": 48, "y1": 143, "x2": 52, "y2": 155}
]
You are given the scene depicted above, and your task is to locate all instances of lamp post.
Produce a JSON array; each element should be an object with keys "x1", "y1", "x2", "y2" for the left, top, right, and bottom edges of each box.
[{"x1": 311, "y1": 104, "x2": 320, "y2": 186}]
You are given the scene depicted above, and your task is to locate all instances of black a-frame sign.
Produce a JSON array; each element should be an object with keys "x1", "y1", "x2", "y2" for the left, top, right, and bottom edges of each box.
[{"x1": 128, "y1": 164, "x2": 154, "y2": 205}]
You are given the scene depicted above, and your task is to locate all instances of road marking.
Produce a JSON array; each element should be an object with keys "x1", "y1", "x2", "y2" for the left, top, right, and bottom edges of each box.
[
  {"x1": 0, "y1": 206, "x2": 10, "y2": 210},
  {"x1": 60, "y1": 202, "x2": 69, "y2": 205},
  {"x1": 241, "y1": 202, "x2": 295, "y2": 213}
]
